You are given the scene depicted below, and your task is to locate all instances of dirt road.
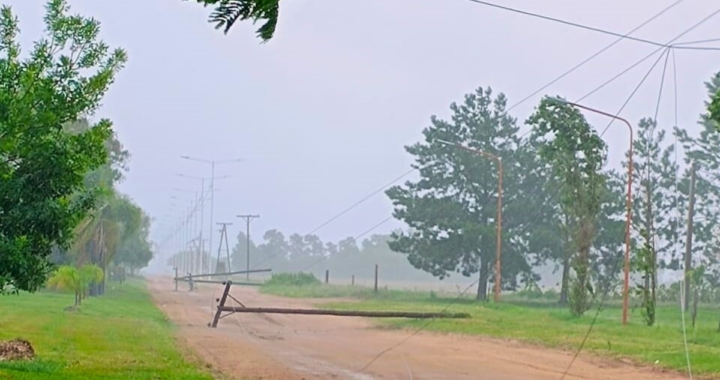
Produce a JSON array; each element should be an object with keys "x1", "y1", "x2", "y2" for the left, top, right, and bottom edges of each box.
[{"x1": 147, "y1": 277, "x2": 688, "y2": 380}]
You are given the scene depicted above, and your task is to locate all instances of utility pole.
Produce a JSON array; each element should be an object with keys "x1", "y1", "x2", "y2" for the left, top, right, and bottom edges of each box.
[
  {"x1": 684, "y1": 161, "x2": 697, "y2": 310},
  {"x1": 237, "y1": 214, "x2": 260, "y2": 280},
  {"x1": 180, "y1": 156, "x2": 242, "y2": 268},
  {"x1": 215, "y1": 222, "x2": 233, "y2": 280}
]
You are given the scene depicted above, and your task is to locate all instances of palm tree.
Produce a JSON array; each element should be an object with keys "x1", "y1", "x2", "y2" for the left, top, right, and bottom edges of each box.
[
  {"x1": 47, "y1": 264, "x2": 103, "y2": 306},
  {"x1": 71, "y1": 193, "x2": 141, "y2": 295}
]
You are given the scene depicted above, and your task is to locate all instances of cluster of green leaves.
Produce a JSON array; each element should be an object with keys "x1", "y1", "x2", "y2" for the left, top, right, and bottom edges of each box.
[
  {"x1": 193, "y1": 0, "x2": 279, "y2": 41},
  {"x1": 385, "y1": 87, "x2": 557, "y2": 301},
  {"x1": 527, "y1": 97, "x2": 608, "y2": 316},
  {"x1": 46, "y1": 264, "x2": 103, "y2": 306},
  {"x1": 0, "y1": 0, "x2": 127, "y2": 293},
  {"x1": 710, "y1": 89, "x2": 720, "y2": 128}
]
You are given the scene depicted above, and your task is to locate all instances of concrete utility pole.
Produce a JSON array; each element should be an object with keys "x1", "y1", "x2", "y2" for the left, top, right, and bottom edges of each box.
[
  {"x1": 547, "y1": 97, "x2": 634, "y2": 326},
  {"x1": 178, "y1": 173, "x2": 231, "y2": 273},
  {"x1": 215, "y1": 222, "x2": 233, "y2": 280},
  {"x1": 180, "y1": 156, "x2": 242, "y2": 270},
  {"x1": 237, "y1": 214, "x2": 260, "y2": 280},
  {"x1": 684, "y1": 161, "x2": 697, "y2": 310}
]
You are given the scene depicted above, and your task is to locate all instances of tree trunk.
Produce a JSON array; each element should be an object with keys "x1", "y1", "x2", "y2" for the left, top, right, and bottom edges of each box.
[
  {"x1": 559, "y1": 213, "x2": 571, "y2": 306},
  {"x1": 691, "y1": 286, "x2": 699, "y2": 328},
  {"x1": 560, "y1": 253, "x2": 570, "y2": 305},
  {"x1": 476, "y1": 257, "x2": 490, "y2": 301}
]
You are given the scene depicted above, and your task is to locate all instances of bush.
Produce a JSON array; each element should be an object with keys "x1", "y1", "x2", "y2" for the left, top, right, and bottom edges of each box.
[{"x1": 265, "y1": 272, "x2": 321, "y2": 287}]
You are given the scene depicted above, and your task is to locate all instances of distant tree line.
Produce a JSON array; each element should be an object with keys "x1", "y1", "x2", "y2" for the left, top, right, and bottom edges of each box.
[{"x1": 229, "y1": 231, "x2": 439, "y2": 283}]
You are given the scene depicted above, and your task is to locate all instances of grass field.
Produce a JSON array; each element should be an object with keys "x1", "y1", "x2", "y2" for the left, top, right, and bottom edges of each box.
[
  {"x1": 0, "y1": 281, "x2": 213, "y2": 380},
  {"x1": 262, "y1": 278, "x2": 720, "y2": 376}
]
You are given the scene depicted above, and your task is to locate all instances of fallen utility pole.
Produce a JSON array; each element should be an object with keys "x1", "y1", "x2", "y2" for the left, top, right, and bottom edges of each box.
[
  {"x1": 174, "y1": 268, "x2": 271, "y2": 281},
  {"x1": 217, "y1": 307, "x2": 471, "y2": 319},
  {"x1": 180, "y1": 279, "x2": 262, "y2": 286},
  {"x1": 210, "y1": 281, "x2": 470, "y2": 328}
]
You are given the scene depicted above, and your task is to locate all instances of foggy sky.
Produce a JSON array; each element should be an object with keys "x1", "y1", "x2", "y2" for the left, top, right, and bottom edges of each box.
[{"x1": 9, "y1": 0, "x2": 720, "y2": 266}]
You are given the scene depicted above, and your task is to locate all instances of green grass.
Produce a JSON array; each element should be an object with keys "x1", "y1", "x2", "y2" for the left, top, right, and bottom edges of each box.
[
  {"x1": 265, "y1": 282, "x2": 720, "y2": 376},
  {"x1": 0, "y1": 280, "x2": 214, "y2": 380}
]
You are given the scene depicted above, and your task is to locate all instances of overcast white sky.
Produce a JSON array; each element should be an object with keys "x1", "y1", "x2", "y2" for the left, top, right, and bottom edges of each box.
[{"x1": 10, "y1": 0, "x2": 720, "y2": 265}]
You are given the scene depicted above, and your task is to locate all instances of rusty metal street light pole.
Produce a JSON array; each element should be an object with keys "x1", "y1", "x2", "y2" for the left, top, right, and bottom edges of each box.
[
  {"x1": 551, "y1": 98, "x2": 634, "y2": 326},
  {"x1": 437, "y1": 139, "x2": 503, "y2": 302}
]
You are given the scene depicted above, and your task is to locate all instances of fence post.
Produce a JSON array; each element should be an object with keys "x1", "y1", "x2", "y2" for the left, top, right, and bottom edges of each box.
[
  {"x1": 374, "y1": 264, "x2": 378, "y2": 293},
  {"x1": 174, "y1": 267, "x2": 178, "y2": 292},
  {"x1": 325, "y1": 269, "x2": 329, "y2": 284},
  {"x1": 351, "y1": 275, "x2": 355, "y2": 286}
]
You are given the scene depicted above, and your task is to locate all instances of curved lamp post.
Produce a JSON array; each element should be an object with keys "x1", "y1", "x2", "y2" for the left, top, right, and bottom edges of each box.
[{"x1": 550, "y1": 97, "x2": 634, "y2": 326}]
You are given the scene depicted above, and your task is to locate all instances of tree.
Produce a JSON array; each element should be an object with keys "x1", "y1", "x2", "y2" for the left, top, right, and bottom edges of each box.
[
  {"x1": 386, "y1": 86, "x2": 551, "y2": 301},
  {"x1": 0, "y1": 0, "x2": 127, "y2": 293},
  {"x1": 47, "y1": 264, "x2": 103, "y2": 307},
  {"x1": 615, "y1": 118, "x2": 680, "y2": 324},
  {"x1": 230, "y1": 231, "x2": 256, "y2": 271},
  {"x1": 193, "y1": 0, "x2": 279, "y2": 42},
  {"x1": 114, "y1": 211, "x2": 154, "y2": 275},
  {"x1": 527, "y1": 96, "x2": 608, "y2": 316},
  {"x1": 710, "y1": 87, "x2": 720, "y2": 128},
  {"x1": 674, "y1": 72, "x2": 720, "y2": 309}
]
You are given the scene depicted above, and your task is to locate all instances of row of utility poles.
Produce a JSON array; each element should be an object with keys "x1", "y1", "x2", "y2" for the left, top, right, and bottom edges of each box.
[{"x1": 161, "y1": 156, "x2": 262, "y2": 279}]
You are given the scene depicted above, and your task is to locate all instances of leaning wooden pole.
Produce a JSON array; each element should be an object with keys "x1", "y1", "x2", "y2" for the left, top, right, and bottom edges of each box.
[
  {"x1": 175, "y1": 268, "x2": 271, "y2": 281},
  {"x1": 211, "y1": 281, "x2": 232, "y2": 328},
  {"x1": 215, "y1": 307, "x2": 471, "y2": 319}
]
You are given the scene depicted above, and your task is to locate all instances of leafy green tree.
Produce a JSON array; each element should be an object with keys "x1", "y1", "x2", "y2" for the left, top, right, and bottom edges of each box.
[
  {"x1": 527, "y1": 96, "x2": 608, "y2": 316},
  {"x1": 590, "y1": 170, "x2": 626, "y2": 298},
  {"x1": 386, "y1": 87, "x2": 551, "y2": 301},
  {"x1": 114, "y1": 211, "x2": 154, "y2": 275},
  {"x1": 230, "y1": 230, "x2": 257, "y2": 271},
  {"x1": 47, "y1": 264, "x2": 103, "y2": 307},
  {"x1": 193, "y1": 0, "x2": 279, "y2": 41},
  {"x1": 0, "y1": 0, "x2": 126, "y2": 293},
  {"x1": 710, "y1": 86, "x2": 720, "y2": 128},
  {"x1": 614, "y1": 118, "x2": 680, "y2": 322},
  {"x1": 674, "y1": 72, "x2": 720, "y2": 306}
]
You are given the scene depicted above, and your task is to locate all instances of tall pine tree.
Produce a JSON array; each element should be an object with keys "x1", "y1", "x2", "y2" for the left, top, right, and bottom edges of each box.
[{"x1": 386, "y1": 87, "x2": 551, "y2": 300}]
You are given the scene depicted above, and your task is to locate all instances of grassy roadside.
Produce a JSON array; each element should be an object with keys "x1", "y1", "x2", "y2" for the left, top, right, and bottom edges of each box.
[
  {"x1": 0, "y1": 280, "x2": 213, "y2": 380},
  {"x1": 262, "y1": 277, "x2": 720, "y2": 376}
]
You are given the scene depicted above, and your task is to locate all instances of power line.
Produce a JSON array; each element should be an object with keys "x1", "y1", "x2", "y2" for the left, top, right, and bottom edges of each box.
[
  {"x1": 358, "y1": 180, "x2": 564, "y2": 372},
  {"x1": 464, "y1": 0, "x2": 720, "y2": 51},
  {"x1": 561, "y1": 26, "x2": 691, "y2": 380},
  {"x1": 672, "y1": 37, "x2": 720, "y2": 45},
  {"x1": 579, "y1": 8, "x2": 720, "y2": 106},
  {"x1": 306, "y1": 168, "x2": 416, "y2": 236},
  {"x1": 598, "y1": 47, "x2": 671, "y2": 137},
  {"x1": 358, "y1": 7, "x2": 720, "y2": 374},
  {"x1": 250, "y1": 169, "x2": 416, "y2": 269},
  {"x1": 505, "y1": 0, "x2": 682, "y2": 112}
]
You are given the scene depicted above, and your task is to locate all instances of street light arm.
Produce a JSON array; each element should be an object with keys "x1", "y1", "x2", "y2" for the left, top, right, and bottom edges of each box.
[
  {"x1": 180, "y1": 155, "x2": 212, "y2": 164},
  {"x1": 556, "y1": 98, "x2": 634, "y2": 326}
]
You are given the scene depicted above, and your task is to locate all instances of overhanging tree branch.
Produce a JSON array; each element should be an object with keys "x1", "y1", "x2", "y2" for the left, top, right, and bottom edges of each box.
[{"x1": 194, "y1": 0, "x2": 279, "y2": 42}]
